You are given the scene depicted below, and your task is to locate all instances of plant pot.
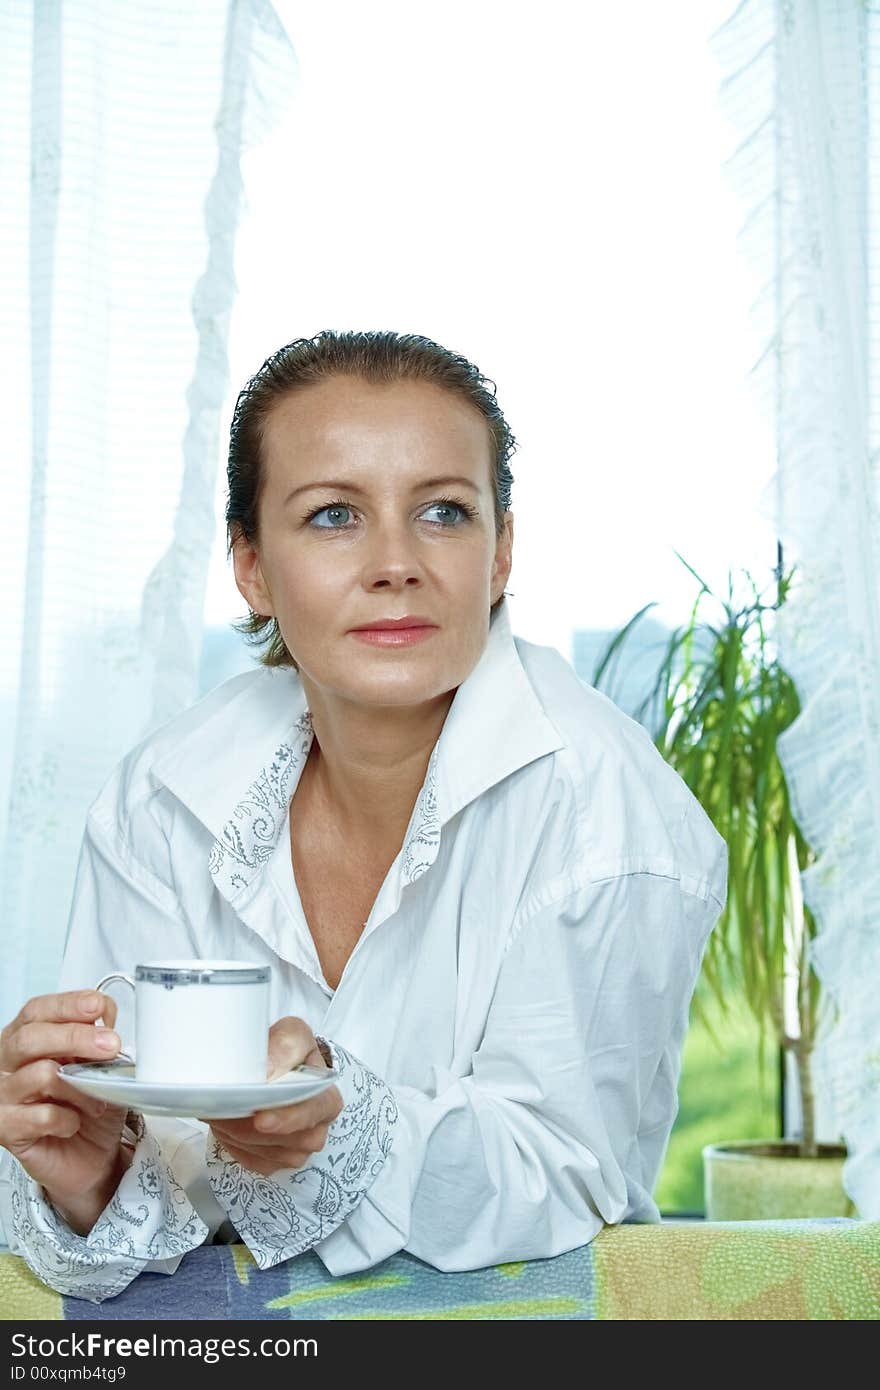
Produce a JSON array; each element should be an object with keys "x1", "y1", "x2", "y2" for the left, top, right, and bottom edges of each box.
[{"x1": 702, "y1": 1139, "x2": 856, "y2": 1220}]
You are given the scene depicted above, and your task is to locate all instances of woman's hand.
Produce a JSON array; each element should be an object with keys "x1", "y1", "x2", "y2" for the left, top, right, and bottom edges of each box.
[
  {"x1": 0, "y1": 990, "x2": 130, "y2": 1232},
  {"x1": 208, "y1": 1017, "x2": 343, "y2": 1177}
]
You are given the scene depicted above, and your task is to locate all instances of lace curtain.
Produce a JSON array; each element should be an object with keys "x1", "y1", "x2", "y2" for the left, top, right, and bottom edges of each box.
[
  {"x1": 0, "y1": 1, "x2": 296, "y2": 1029},
  {"x1": 712, "y1": 0, "x2": 880, "y2": 1216}
]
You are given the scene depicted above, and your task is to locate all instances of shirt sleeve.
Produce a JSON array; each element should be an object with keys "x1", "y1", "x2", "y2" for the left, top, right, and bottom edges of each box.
[
  {"x1": 204, "y1": 1039, "x2": 398, "y2": 1270},
  {"x1": 0, "y1": 1113, "x2": 210, "y2": 1304},
  {"x1": 306, "y1": 866, "x2": 726, "y2": 1275},
  {"x1": 0, "y1": 807, "x2": 223, "y2": 1303}
]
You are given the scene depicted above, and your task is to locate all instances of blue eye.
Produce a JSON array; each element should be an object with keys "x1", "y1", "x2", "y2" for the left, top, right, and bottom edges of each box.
[
  {"x1": 422, "y1": 500, "x2": 469, "y2": 524},
  {"x1": 300, "y1": 496, "x2": 478, "y2": 530},
  {"x1": 306, "y1": 502, "x2": 353, "y2": 529}
]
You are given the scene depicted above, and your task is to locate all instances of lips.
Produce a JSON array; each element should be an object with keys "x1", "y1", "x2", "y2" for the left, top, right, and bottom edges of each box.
[
  {"x1": 349, "y1": 623, "x2": 439, "y2": 647},
  {"x1": 349, "y1": 617, "x2": 437, "y2": 631}
]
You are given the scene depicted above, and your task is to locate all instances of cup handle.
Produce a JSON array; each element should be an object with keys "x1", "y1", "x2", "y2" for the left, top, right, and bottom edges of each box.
[{"x1": 94, "y1": 973, "x2": 136, "y2": 1064}]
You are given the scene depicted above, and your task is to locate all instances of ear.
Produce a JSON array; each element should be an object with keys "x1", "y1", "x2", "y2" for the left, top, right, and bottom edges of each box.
[
  {"x1": 231, "y1": 533, "x2": 274, "y2": 617},
  {"x1": 490, "y1": 511, "x2": 514, "y2": 605}
]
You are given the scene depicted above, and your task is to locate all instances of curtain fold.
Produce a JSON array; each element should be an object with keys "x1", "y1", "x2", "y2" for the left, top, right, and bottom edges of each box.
[
  {"x1": 0, "y1": 0, "x2": 297, "y2": 1027},
  {"x1": 711, "y1": 0, "x2": 880, "y2": 1217}
]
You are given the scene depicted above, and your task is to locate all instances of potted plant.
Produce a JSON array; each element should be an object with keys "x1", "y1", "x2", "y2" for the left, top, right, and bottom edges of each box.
[{"x1": 591, "y1": 550, "x2": 854, "y2": 1219}]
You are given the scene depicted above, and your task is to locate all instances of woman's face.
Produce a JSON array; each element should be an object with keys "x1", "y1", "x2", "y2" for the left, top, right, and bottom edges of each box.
[{"x1": 232, "y1": 375, "x2": 514, "y2": 711}]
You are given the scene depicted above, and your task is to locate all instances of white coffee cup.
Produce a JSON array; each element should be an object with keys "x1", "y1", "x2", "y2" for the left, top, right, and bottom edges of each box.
[{"x1": 94, "y1": 959, "x2": 271, "y2": 1085}]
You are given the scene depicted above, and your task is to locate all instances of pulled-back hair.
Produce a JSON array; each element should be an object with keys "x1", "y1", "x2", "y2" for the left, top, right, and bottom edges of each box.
[{"x1": 225, "y1": 329, "x2": 517, "y2": 670}]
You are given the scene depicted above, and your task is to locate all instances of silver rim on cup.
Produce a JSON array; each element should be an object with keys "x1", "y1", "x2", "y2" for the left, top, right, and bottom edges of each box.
[{"x1": 134, "y1": 965, "x2": 270, "y2": 986}]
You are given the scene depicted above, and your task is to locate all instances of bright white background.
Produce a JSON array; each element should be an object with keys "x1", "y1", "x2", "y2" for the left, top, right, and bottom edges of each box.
[{"x1": 205, "y1": 0, "x2": 774, "y2": 662}]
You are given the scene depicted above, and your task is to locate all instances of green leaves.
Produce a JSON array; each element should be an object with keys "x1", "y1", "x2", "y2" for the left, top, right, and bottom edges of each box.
[{"x1": 591, "y1": 554, "x2": 820, "y2": 1144}]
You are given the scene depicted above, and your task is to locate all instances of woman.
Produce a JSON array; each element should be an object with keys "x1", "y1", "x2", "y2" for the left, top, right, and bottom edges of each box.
[{"x1": 0, "y1": 330, "x2": 727, "y2": 1304}]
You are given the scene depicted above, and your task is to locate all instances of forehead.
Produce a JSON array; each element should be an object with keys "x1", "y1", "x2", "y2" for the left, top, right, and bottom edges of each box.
[{"x1": 260, "y1": 376, "x2": 492, "y2": 471}]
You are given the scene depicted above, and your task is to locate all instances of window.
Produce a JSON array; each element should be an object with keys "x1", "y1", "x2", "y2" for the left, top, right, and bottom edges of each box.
[{"x1": 201, "y1": 0, "x2": 776, "y2": 1215}]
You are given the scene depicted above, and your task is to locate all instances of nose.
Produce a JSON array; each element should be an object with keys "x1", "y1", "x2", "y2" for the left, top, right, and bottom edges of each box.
[{"x1": 362, "y1": 518, "x2": 427, "y2": 590}]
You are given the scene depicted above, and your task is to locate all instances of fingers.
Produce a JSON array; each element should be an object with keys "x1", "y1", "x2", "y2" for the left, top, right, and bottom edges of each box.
[
  {"x1": 259, "y1": 1121, "x2": 331, "y2": 1151},
  {"x1": 3, "y1": 1059, "x2": 110, "y2": 1120},
  {"x1": 2, "y1": 1102, "x2": 84, "y2": 1146},
  {"x1": 93, "y1": 993, "x2": 119, "y2": 1032},
  {"x1": 266, "y1": 1016, "x2": 318, "y2": 1080},
  {"x1": 1, "y1": 1018, "x2": 121, "y2": 1071},
  {"x1": 15, "y1": 991, "x2": 115, "y2": 1029},
  {"x1": 211, "y1": 1116, "x2": 330, "y2": 1153},
  {"x1": 0, "y1": 992, "x2": 120, "y2": 1074},
  {"x1": 208, "y1": 1082, "x2": 343, "y2": 1178},
  {"x1": 212, "y1": 1134, "x2": 319, "y2": 1177},
  {"x1": 212, "y1": 1086, "x2": 342, "y2": 1144},
  {"x1": 255, "y1": 1086, "x2": 343, "y2": 1134}
]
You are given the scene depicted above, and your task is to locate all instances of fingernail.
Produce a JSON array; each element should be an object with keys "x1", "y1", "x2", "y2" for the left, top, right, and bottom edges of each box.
[
  {"x1": 258, "y1": 1113, "x2": 280, "y2": 1131},
  {"x1": 96, "y1": 1031, "x2": 119, "y2": 1052}
]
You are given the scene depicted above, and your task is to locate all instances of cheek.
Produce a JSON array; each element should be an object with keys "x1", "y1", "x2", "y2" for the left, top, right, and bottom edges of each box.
[{"x1": 267, "y1": 560, "x2": 333, "y2": 624}]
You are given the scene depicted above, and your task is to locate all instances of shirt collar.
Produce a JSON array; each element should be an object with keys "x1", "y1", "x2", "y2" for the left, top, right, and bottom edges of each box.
[{"x1": 152, "y1": 594, "x2": 565, "y2": 902}]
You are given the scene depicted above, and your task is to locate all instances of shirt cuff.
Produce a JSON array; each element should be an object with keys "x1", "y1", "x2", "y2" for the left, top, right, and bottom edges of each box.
[
  {"x1": 205, "y1": 1037, "x2": 398, "y2": 1271},
  {"x1": 2, "y1": 1116, "x2": 210, "y2": 1303}
]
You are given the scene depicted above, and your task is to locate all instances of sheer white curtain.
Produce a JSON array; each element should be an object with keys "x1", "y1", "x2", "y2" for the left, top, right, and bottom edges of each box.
[
  {"x1": 712, "y1": 0, "x2": 880, "y2": 1217},
  {"x1": 0, "y1": 1, "x2": 296, "y2": 1028}
]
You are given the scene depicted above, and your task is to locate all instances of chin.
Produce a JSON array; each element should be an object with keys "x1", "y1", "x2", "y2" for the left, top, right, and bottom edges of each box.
[{"x1": 350, "y1": 666, "x2": 453, "y2": 700}]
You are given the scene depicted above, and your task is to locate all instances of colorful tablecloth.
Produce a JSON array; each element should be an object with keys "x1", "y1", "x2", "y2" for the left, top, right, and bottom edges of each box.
[{"x1": 2, "y1": 1218, "x2": 878, "y2": 1320}]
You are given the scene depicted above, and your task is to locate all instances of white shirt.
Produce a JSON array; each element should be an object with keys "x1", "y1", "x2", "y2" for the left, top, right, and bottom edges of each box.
[{"x1": 0, "y1": 596, "x2": 727, "y2": 1303}]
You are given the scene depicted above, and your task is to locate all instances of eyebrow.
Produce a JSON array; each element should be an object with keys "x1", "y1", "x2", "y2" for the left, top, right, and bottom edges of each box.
[{"x1": 283, "y1": 475, "x2": 481, "y2": 507}]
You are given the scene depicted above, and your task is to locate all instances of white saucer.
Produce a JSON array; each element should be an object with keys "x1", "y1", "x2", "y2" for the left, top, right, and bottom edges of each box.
[{"x1": 58, "y1": 1060, "x2": 339, "y2": 1119}]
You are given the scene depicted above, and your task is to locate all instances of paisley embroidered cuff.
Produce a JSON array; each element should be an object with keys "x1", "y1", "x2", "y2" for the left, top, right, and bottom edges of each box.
[
  {"x1": 205, "y1": 1038, "x2": 398, "y2": 1271},
  {"x1": 3, "y1": 1123, "x2": 210, "y2": 1303}
]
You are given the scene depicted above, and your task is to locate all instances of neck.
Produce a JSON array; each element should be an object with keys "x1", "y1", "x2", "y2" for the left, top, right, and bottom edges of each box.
[{"x1": 299, "y1": 687, "x2": 456, "y2": 846}]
